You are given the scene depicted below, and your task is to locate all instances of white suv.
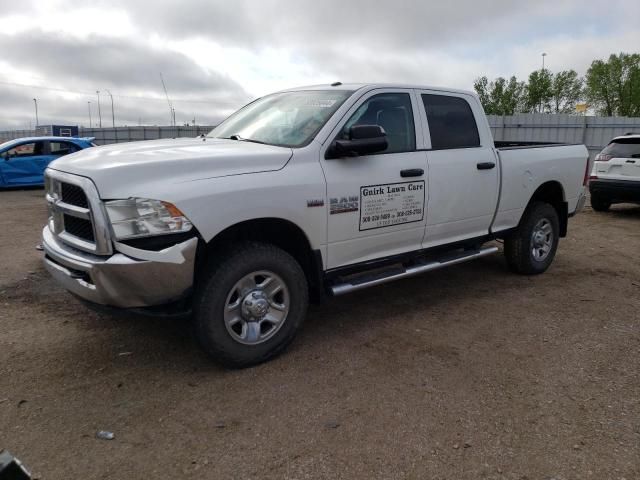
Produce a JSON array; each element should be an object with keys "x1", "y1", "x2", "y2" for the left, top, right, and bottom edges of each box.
[{"x1": 589, "y1": 134, "x2": 640, "y2": 211}]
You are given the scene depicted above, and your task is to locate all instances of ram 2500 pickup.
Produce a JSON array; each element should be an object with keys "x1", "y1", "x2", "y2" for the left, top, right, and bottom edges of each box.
[{"x1": 42, "y1": 83, "x2": 589, "y2": 367}]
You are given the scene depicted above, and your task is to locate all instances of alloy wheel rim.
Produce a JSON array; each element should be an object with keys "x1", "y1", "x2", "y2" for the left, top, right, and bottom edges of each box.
[
  {"x1": 531, "y1": 218, "x2": 553, "y2": 261},
  {"x1": 223, "y1": 270, "x2": 290, "y2": 345}
]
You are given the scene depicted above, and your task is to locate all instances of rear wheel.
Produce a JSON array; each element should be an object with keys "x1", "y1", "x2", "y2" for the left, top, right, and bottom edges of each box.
[
  {"x1": 193, "y1": 242, "x2": 309, "y2": 368},
  {"x1": 504, "y1": 201, "x2": 560, "y2": 275},
  {"x1": 590, "y1": 194, "x2": 611, "y2": 212}
]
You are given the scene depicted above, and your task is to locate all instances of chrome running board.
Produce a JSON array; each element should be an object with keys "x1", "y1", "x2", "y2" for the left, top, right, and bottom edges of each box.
[{"x1": 330, "y1": 246, "x2": 499, "y2": 296}]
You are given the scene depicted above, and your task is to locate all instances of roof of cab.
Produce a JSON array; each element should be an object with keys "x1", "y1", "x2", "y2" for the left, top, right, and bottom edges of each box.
[
  {"x1": 0, "y1": 136, "x2": 95, "y2": 148},
  {"x1": 280, "y1": 83, "x2": 477, "y2": 97}
]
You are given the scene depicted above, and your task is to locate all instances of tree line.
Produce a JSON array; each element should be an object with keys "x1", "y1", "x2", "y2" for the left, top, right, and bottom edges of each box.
[{"x1": 473, "y1": 53, "x2": 640, "y2": 117}]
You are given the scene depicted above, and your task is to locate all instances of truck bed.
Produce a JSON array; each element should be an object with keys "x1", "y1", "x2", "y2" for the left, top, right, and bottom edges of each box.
[
  {"x1": 495, "y1": 141, "x2": 577, "y2": 150},
  {"x1": 491, "y1": 143, "x2": 588, "y2": 234}
]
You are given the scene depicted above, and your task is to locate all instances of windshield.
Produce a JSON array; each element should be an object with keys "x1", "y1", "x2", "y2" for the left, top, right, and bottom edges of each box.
[
  {"x1": 209, "y1": 90, "x2": 354, "y2": 148},
  {"x1": 600, "y1": 138, "x2": 640, "y2": 159},
  {"x1": 0, "y1": 140, "x2": 16, "y2": 151}
]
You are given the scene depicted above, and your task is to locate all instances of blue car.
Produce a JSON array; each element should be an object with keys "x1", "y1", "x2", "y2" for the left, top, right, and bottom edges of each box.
[{"x1": 0, "y1": 136, "x2": 95, "y2": 188}]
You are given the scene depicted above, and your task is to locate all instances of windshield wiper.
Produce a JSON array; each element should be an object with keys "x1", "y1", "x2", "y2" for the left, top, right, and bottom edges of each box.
[{"x1": 225, "y1": 134, "x2": 266, "y2": 145}]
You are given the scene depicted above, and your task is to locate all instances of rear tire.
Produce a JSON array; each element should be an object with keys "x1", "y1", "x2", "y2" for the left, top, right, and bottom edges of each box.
[
  {"x1": 504, "y1": 201, "x2": 560, "y2": 275},
  {"x1": 193, "y1": 242, "x2": 309, "y2": 368},
  {"x1": 590, "y1": 194, "x2": 611, "y2": 212}
]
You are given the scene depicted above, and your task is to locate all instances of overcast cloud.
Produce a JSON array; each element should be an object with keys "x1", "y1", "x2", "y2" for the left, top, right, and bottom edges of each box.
[{"x1": 1, "y1": 0, "x2": 638, "y2": 129}]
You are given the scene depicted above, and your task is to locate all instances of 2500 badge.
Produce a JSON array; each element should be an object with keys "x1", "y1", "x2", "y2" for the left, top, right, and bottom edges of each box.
[{"x1": 359, "y1": 181, "x2": 425, "y2": 231}]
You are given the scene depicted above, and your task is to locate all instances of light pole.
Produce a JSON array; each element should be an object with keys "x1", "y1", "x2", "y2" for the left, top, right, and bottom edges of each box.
[
  {"x1": 96, "y1": 90, "x2": 102, "y2": 128},
  {"x1": 87, "y1": 101, "x2": 92, "y2": 127},
  {"x1": 539, "y1": 53, "x2": 548, "y2": 114},
  {"x1": 33, "y1": 98, "x2": 39, "y2": 127},
  {"x1": 105, "y1": 89, "x2": 115, "y2": 127}
]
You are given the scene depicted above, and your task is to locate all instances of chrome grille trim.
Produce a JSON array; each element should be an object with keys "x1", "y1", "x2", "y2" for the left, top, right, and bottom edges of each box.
[
  {"x1": 45, "y1": 168, "x2": 113, "y2": 255},
  {"x1": 45, "y1": 194, "x2": 91, "y2": 219}
]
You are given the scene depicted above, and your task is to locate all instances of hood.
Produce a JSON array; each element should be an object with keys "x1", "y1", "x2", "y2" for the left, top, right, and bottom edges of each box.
[{"x1": 49, "y1": 137, "x2": 293, "y2": 195}]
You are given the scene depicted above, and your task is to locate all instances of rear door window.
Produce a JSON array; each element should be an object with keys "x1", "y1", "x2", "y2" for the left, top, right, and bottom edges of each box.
[
  {"x1": 50, "y1": 141, "x2": 80, "y2": 156},
  {"x1": 421, "y1": 94, "x2": 480, "y2": 150},
  {"x1": 599, "y1": 138, "x2": 640, "y2": 159}
]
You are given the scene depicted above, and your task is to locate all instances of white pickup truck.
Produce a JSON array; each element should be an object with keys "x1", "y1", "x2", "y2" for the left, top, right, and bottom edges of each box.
[{"x1": 42, "y1": 83, "x2": 589, "y2": 367}]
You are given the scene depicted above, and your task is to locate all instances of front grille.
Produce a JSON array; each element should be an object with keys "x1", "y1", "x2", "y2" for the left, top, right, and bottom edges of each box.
[
  {"x1": 61, "y1": 182, "x2": 88, "y2": 208},
  {"x1": 46, "y1": 169, "x2": 112, "y2": 255},
  {"x1": 63, "y1": 215, "x2": 95, "y2": 242}
]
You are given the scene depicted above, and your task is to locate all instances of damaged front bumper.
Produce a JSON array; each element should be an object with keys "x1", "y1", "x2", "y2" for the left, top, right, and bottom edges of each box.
[{"x1": 42, "y1": 226, "x2": 197, "y2": 308}]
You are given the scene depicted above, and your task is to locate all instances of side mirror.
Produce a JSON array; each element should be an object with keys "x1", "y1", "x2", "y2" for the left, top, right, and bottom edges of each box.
[{"x1": 326, "y1": 124, "x2": 388, "y2": 159}]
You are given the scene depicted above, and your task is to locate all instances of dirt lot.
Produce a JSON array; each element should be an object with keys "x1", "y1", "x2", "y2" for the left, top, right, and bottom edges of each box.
[{"x1": 0, "y1": 188, "x2": 639, "y2": 480}]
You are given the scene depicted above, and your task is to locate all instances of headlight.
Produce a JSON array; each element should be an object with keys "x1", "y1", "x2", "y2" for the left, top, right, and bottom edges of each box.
[{"x1": 105, "y1": 198, "x2": 193, "y2": 240}]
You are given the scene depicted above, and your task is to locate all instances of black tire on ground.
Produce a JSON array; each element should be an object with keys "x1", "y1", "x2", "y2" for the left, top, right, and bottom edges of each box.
[
  {"x1": 504, "y1": 201, "x2": 560, "y2": 275},
  {"x1": 193, "y1": 242, "x2": 309, "y2": 368},
  {"x1": 590, "y1": 194, "x2": 611, "y2": 212}
]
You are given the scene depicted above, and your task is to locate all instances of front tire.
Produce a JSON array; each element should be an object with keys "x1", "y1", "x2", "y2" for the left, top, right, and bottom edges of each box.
[
  {"x1": 504, "y1": 201, "x2": 560, "y2": 275},
  {"x1": 193, "y1": 242, "x2": 309, "y2": 368}
]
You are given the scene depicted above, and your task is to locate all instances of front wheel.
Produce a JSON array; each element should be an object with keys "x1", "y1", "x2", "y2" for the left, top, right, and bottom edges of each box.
[
  {"x1": 504, "y1": 201, "x2": 560, "y2": 275},
  {"x1": 193, "y1": 242, "x2": 309, "y2": 368}
]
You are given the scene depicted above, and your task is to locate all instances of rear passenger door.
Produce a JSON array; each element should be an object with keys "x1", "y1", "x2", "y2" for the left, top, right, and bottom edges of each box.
[{"x1": 417, "y1": 91, "x2": 500, "y2": 248}]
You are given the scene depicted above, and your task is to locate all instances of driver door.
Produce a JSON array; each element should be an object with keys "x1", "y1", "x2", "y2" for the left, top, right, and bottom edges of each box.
[
  {"x1": 320, "y1": 89, "x2": 428, "y2": 269},
  {"x1": 0, "y1": 141, "x2": 48, "y2": 186}
]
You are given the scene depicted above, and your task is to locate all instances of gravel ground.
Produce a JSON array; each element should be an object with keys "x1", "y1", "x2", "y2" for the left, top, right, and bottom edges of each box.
[{"x1": 1, "y1": 188, "x2": 639, "y2": 480}]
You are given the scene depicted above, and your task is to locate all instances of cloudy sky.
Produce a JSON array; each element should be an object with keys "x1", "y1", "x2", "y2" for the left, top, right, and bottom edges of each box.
[{"x1": 0, "y1": 0, "x2": 638, "y2": 130}]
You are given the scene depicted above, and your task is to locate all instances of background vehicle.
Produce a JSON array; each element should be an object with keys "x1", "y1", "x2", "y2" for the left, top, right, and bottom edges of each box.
[
  {"x1": 41, "y1": 84, "x2": 588, "y2": 367},
  {"x1": 589, "y1": 134, "x2": 640, "y2": 211},
  {"x1": 0, "y1": 136, "x2": 95, "y2": 188}
]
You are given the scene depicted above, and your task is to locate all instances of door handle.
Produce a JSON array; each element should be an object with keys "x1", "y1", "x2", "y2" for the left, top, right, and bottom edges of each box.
[
  {"x1": 477, "y1": 162, "x2": 496, "y2": 170},
  {"x1": 400, "y1": 168, "x2": 424, "y2": 177}
]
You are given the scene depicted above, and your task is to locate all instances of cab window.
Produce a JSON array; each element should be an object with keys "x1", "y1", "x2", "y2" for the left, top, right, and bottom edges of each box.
[
  {"x1": 422, "y1": 94, "x2": 480, "y2": 150},
  {"x1": 340, "y1": 93, "x2": 416, "y2": 154}
]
